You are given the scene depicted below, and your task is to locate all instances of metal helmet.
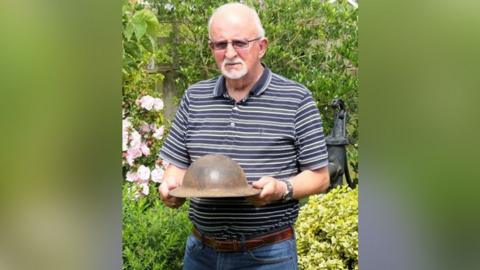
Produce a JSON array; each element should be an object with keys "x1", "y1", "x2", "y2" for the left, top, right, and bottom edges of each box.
[{"x1": 169, "y1": 154, "x2": 260, "y2": 198}]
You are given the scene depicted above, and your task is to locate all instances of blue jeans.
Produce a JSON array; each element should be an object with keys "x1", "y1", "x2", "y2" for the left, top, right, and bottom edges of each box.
[{"x1": 182, "y1": 234, "x2": 298, "y2": 270}]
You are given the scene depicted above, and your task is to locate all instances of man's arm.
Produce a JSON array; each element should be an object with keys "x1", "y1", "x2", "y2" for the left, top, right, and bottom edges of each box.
[
  {"x1": 288, "y1": 166, "x2": 330, "y2": 199},
  {"x1": 159, "y1": 163, "x2": 187, "y2": 208},
  {"x1": 249, "y1": 166, "x2": 330, "y2": 207}
]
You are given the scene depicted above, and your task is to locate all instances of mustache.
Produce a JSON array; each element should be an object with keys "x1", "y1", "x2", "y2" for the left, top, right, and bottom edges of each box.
[{"x1": 223, "y1": 58, "x2": 244, "y2": 65}]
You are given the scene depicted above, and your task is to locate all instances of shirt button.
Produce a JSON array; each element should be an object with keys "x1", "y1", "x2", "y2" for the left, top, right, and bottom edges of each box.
[
  {"x1": 233, "y1": 106, "x2": 238, "y2": 110},
  {"x1": 230, "y1": 122, "x2": 235, "y2": 127}
]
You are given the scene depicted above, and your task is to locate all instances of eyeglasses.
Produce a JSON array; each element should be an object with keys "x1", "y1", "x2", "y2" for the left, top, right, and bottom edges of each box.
[{"x1": 209, "y1": 37, "x2": 262, "y2": 50}]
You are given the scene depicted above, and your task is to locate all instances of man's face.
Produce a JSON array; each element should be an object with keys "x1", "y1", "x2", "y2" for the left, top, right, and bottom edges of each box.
[{"x1": 209, "y1": 15, "x2": 266, "y2": 80}]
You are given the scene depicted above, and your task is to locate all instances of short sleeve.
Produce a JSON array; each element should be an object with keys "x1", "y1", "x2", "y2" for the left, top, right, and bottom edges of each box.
[
  {"x1": 159, "y1": 91, "x2": 191, "y2": 168},
  {"x1": 294, "y1": 92, "x2": 329, "y2": 170}
]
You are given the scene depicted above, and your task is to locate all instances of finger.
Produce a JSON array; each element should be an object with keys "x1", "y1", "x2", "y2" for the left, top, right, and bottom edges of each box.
[
  {"x1": 259, "y1": 180, "x2": 275, "y2": 199},
  {"x1": 159, "y1": 182, "x2": 171, "y2": 199},
  {"x1": 252, "y1": 177, "x2": 271, "y2": 188},
  {"x1": 160, "y1": 178, "x2": 179, "y2": 199}
]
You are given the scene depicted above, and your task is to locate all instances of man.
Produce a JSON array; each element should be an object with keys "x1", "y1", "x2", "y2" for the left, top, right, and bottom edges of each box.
[{"x1": 159, "y1": 3, "x2": 329, "y2": 269}]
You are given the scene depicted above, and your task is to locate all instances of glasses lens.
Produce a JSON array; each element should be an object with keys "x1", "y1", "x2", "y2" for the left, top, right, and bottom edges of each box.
[
  {"x1": 232, "y1": 40, "x2": 249, "y2": 48},
  {"x1": 210, "y1": 38, "x2": 258, "y2": 50},
  {"x1": 213, "y1": 41, "x2": 228, "y2": 50}
]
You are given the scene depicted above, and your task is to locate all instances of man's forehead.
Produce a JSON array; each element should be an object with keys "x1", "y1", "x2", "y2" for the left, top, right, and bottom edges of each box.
[{"x1": 210, "y1": 15, "x2": 256, "y2": 39}]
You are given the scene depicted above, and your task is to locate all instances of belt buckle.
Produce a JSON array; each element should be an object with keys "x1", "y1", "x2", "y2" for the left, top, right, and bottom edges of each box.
[
  {"x1": 215, "y1": 238, "x2": 240, "y2": 252},
  {"x1": 232, "y1": 239, "x2": 239, "y2": 251}
]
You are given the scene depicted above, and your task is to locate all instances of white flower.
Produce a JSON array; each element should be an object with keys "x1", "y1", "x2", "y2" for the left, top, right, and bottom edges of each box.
[
  {"x1": 138, "y1": 182, "x2": 149, "y2": 195},
  {"x1": 126, "y1": 156, "x2": 134, "y2": 166},
  {"x1": 127, "y1": 185, "x2": 141, "y2": 200},
  {"x1": 126, "y1": 171, "x2": 138, "y2": 182},
  {"x1": 153, "y1": 98, "x2": 164, "y2": 111},
  {"x1": 153, "y1": 125, "x2": 165, "y2": 140},
  {"x1": 130, "y1": 130, "x2": 142, "y2": 148},
  {"x1": 137, "y1": 165, "x2": 151, "y2": 181},
  {"x1": 151, "y1": 165, "x2": 164, "y2": 183},
  {"x1": 164, "y1": 3, "x2": 174, "y2": 11},
  {"x1": 140, "y1": 143, "x2": 150, "y2": 156},
  {"x1": 139, "y1": 95, "x2": 155, "y2": 111}
]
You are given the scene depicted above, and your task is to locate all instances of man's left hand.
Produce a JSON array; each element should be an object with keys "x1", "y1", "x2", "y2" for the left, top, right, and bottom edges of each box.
[{"x1": 247, "y1": 176, "x2": 286, "y2": 207}]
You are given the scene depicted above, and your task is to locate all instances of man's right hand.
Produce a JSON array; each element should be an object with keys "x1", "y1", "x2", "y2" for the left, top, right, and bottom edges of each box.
[{"x1": 159, "y1": 177, "x2": 186, "y2": 208}]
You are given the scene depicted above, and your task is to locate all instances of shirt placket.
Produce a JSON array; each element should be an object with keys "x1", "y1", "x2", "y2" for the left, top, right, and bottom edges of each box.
[{"x1": 227, "y1": 101, "x2": 240, "y2": 146}]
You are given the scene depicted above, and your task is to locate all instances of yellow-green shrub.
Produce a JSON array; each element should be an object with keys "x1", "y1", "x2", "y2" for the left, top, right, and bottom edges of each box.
[{"x1": 295, "y1": 186, "x2": 358, "y2": 270}]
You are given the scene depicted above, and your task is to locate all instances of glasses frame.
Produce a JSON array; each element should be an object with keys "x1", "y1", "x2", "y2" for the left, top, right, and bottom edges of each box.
[{"x1": 209, "y1": 37, "x2": 262, "y2": 51}]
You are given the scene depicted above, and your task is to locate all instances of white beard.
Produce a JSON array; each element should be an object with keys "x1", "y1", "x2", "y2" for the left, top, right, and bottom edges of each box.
[{"x1": 221, "y1": 58, "x2": 248, "y2": 79}]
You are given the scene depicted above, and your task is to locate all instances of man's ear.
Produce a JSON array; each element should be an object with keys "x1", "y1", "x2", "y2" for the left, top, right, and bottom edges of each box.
[{"x1": 258, "y1": 38, "x2": 268, "y2": 59}]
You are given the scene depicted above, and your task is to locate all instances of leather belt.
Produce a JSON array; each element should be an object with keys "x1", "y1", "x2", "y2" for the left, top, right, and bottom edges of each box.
[{"x1": 192, "y1": 226, "x2": 294, "y2": 252}]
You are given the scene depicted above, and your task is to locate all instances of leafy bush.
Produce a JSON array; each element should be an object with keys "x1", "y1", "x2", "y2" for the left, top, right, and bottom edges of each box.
[
  {"x1": 122, "y1": 0, "x2": 170, "y2": 197},
  {"x1": 295, "y1": 186, "x2": 358, "y2": 270},
  {"x1": 122, "y1": 184, "x2": 191, "y2": 270},
  {"x1": 151, "y1": 0, "x2": 358, "y2": 175}
]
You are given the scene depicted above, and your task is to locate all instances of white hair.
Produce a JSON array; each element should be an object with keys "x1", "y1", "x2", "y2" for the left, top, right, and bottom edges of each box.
[{"x1": 208, "y1": 3, "x2": 265, "y2": 39}]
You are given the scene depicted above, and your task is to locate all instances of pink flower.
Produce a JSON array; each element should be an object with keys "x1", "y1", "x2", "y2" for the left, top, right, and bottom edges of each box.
[
  {"x1": 130, "y1": 130, "x2": 142, "y2": 148},
  {"x1": 153, "y1": 98, "x2": 164, "y2": 111},
  {"x1": 139, "y1": 95, "x2": 155, "y2": 111},
  {"x1": 126, "y1": 171, "x2": 138, "y2": 182},
  {"x1": 126, "y1": 147, "x2": 142, "y2": 165},
  {"x1": 127, "y1": 147, "x2": 142, "y2": 159},
  {"x1": 139, "y1": 122, "x2": 151, "y2": 133},
  {"x1": 137, "y1": 165, "x2": 151, "y2": 181},
  {"x1": 126, "y1": 156, "x2": 134, "y2": 166},
  {"x1": 151, "y1": 165, "x2": 164, "y2": 183},
  {"x1": 140, "y1": 143, "x2": 150, "y2": 156}
]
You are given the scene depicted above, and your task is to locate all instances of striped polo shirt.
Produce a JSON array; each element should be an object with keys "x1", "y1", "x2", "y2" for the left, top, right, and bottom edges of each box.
[{"x1": 160, "y1": 66, "x2": 328, "y2": 240}]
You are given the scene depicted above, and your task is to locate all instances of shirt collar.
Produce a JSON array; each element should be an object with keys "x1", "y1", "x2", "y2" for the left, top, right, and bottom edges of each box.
[{"x1": 213, "y1": 64, "x2": 272, "y2": 98}]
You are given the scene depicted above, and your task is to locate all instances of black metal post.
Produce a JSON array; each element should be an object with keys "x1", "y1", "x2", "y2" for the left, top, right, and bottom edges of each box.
[{"x1": 325, "y1": 99, "x2": 356, "y2": 190}]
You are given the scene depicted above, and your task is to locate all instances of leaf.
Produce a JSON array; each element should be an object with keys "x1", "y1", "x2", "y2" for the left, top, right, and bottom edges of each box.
[
  {"x1": 132, "y1": 9, "x2": 161, "y2": 40},
  {"x1": 124, "y1": 22, "x2": 134, "y2": 41},
  {"x1": 132, "y1": 19, "x2": 147, "y2": 40}
]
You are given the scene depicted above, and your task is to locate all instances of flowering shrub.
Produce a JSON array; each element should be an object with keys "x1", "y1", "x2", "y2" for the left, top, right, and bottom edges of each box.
[
  {"x1": 122, "y1": 98, "x2": 166, "y2": 198},
  {"x1": 295, "y1": 186, "x2": 358, "y2": 270},
  {"x1": 122, "y1": 0, "x2": 169, "y2": 199}
]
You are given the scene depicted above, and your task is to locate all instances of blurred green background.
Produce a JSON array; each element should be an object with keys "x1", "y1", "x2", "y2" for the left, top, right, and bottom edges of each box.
[
  {"x1": 361, "y1": 1, "x2": 480, "y2": 269},
  {"x1": 0, "y1": 0, "x2": 479, "y2": 270},
  {"x1": 0, "y1": 0, "x2": 122, "y2": 269}
]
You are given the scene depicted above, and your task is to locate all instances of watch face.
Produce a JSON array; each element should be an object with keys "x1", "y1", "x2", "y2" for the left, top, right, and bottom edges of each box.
[{"x1": 282, "y1": 181, "x2": 293, "y2": 201}]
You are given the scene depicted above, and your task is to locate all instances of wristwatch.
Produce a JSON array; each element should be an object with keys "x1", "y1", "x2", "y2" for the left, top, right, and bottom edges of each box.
[{"x1": 281, "y1": 180, "x2": 294, "y2": 202}]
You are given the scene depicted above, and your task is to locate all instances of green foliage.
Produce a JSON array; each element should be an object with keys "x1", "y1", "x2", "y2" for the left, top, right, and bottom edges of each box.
[
  {"x1": 122, "y1": 184, "x2": 191, "y2": 270},
  {"x1": 150, "y1": 0, "x2": 358, "y2": 174},
  {"x1": 295, "y1": 186, "x2": 358, "y2": 270},
  {"x1": 122, "y1": 2, "x2": 185, "y2": 268},
  {"x1": 122, "y1": 0, "x2": 167, "y2": 172}
]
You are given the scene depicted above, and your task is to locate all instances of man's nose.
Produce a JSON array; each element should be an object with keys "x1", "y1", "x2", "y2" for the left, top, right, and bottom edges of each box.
[{"x1": 224, "y1": 43, "x2": 237, "y2": 59}]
